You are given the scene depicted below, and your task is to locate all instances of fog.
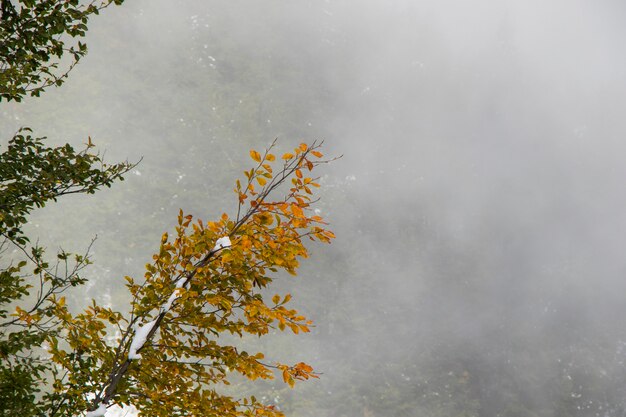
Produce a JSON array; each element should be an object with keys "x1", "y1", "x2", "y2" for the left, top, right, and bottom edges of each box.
[{"x1": 3, "y1": 1, "x2": 626, "y2": 416}]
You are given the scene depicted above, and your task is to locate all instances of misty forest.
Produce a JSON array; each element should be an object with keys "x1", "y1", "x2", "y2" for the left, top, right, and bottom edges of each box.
[{"x1": 2, "y1": 1, "x2": 626, "y2": 416}]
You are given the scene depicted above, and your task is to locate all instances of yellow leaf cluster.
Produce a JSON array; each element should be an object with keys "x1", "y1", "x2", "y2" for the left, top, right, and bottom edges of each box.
[{"x1": 47, "y1": 141, "x2": 335, "y2": 417}]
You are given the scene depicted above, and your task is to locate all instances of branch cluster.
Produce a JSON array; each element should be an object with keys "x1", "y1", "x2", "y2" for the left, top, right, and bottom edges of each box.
[
  {"x1": 0, "y1": 131, "x2": 135, "y2": 415},
  {"x1": 45, "y1": 142, "x2": 335, "y2": 417},
  {"x1": 0, "y1": 0, "x2": 124, "y2": 101}
]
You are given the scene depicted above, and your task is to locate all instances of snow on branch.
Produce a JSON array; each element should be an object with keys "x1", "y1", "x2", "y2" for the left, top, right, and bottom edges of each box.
[
  {"x1": 128, "y1": 320, "x2": 157, "y2": 360},
  {"x1": 213, "y1": 236, "x2": 231, "y2": 252},
  {"x1": 160, "y1": 278, "x2": 186, "y2": 313}
]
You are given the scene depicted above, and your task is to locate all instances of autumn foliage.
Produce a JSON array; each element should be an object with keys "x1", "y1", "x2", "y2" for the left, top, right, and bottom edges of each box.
[{"x1": 41, "y1": 142, "x2": 335, "y2": 416}]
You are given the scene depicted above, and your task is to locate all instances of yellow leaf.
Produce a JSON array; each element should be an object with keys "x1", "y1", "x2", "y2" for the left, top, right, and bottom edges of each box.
[
  {"x1": 282, "y1": 153, "x2": 294, "y2": 160},
  {"x1": 291, "y1": 204, "x2": 304, "y2": 218},
  {"x1": 266, "y1": 154, "x2": 275, "y2": 161},
  {"x1": 257, "y1": 177, "x2": 267, "y2": 186},
  {"x1": 250, "y1": 150, "x2": 262, "y2": 162}
]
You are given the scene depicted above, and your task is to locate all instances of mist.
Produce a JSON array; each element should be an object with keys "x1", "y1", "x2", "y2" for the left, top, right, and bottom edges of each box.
[{"x1": 3, "y1": 1, "x2": 626, "y2": 416}]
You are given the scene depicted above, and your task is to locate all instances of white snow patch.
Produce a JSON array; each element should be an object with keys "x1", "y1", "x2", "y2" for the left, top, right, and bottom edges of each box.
[
  {"x1": 85, "y1": 404, "x2": 107, "y2": 417},
  {"x1": 213, "y1": 236, "x2": 231, "y2": 251},
  {"x1": 105, "y1": 404, "x2": 138, "y2": 417},
  {"x1": 128, "y1": 320, "x2": 157, "y2": 360}
]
